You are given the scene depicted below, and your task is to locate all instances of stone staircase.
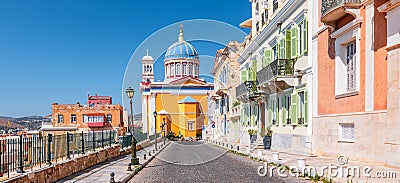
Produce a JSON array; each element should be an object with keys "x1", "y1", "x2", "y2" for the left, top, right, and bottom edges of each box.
[{"x1": 250, "y1": 137, "x2": 264, "y2": 151}]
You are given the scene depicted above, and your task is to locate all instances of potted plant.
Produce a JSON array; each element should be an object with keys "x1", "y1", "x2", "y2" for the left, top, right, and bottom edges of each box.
[
  {"x1": 248, "y1": 129, "x2": 258, "y2": 143},
  {"x1": 262, "y1": 126, "x2": 273, "y2": 149}
]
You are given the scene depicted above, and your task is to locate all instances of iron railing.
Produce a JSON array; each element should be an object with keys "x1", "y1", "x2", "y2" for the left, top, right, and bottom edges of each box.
[
  {"x1": 256, "y1": 59, "x2": 294, "y2": 85},
  {"x1": 235, "y1": 83, "x2": 247, "y2": 98},
  {"x1": 0, "y1": 130, "x2": 156, "y2": 178},
  {"x1": 321, "y1": 0, "x2": 361, "y2": 17}
]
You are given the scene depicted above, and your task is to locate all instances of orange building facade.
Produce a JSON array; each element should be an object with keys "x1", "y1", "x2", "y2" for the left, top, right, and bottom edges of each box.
[
  {"x1": 139, "y1": 27, "x2": 213, "y2": 138},
  {"x1": 43, "y1": 101, "x2": 126, "y2": 135},
  {"x1": 313, "y1": 0, "x2": 400, "y2": 167}
]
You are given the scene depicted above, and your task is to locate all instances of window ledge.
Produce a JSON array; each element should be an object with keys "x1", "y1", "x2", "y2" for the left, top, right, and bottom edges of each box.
[
  {"x1": 335, "y1": 91, "x2": 359, "y2": 99},
  {"x1": 338, "y1": 139, "x2": 355, "y2": 143}
]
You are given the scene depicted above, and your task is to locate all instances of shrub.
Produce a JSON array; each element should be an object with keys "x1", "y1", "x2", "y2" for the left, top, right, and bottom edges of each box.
[
  {"x1": 248, "y1": 129, "x2": 257, "y2": 135},
  {"x1": 196, "y1": 132, "x2": 202, "y2": 139},
  {"x1": 166, "y1": 131, "x2": 176, "y2": 140}
]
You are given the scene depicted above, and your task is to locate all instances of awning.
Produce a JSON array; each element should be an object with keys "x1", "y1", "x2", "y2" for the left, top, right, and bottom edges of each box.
[{"x1": 240, "y1": 18, "x2": 252, "y2": 28}]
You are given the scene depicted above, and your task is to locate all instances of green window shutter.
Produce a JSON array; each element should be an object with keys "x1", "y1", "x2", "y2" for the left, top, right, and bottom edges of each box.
[
  {"x1": 304, "y1": 90, "x2": 308, "y2": 125},
  {"x1": 291, "y1": 26, "x2": 298, "y2": 59},
  {"x1": 262, "y1": 49, "x2": 267, "y2": 67},
  {"x1": 286, "y1": 29, "x2": 291, "y2": 59},
  {"x1": 252, "y1": 60, "x2": 257, "y2": 71},
  {"x1": 265, "y1": 49, "x2": 272, "y2": 64},
  {"x1": 247, "y1": 68, "x2": 252, "y2": 82},
  {"x1": 303, "y1": 19, "x2": 308, "y2": 54},
  {"x1": 280, "y1": 39, "x2": 285, "y2": 59},
  {"x1": 290, "y1": 92, "x2": 297, "y2": 125},
  {"x1": 282, "y1": 96, "x2": 286, "y2": 126},
  {"x1": 251, "y1": 60, "x2": 257, "y2": 81},
  {"x1": 241, "y1": 70, "x2": 247, "y2": 82}
]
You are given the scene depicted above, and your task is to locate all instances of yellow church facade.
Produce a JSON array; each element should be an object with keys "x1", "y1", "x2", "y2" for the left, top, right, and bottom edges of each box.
[{"x1": 140, "y1": 26, "x2": 213, "y2": 138}]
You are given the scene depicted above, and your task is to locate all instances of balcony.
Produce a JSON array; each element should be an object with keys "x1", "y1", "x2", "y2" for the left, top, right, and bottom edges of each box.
[
  {"x1": 256, "y1": 59, "x2": 294, "y2": 87},
  {"x1": 321, "y1": 0, "x2": 362, "y2": 27},
  {"x1": 236, "y1": 82, "x2": 247, "y2": 98},
  {"x1": 87, "y1": 122, "x2": 105, "y2": 128},
  {"x1": 230, "y1": 106, "x2": 241, "y2": 118}
]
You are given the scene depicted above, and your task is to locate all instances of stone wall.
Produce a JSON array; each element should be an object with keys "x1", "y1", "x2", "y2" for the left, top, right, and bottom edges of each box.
[
  {"x1": 4, "y1": 139, "x2": 156, "y2": 183},
  {"x1": 271, "y1": 133, "x2": 310, "y2": 155},
  {"x1": 312, "y1": 111, "x2": 387, "y2": 164}
]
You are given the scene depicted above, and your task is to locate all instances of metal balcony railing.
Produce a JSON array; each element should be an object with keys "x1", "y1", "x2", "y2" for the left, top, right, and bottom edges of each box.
[
  {"x1": 236, "y1": 82, "x2": 247, "y2": 98},
  {"x1": 321, "y1": 0, "x2": 361, "y2": 18},
  {"x1": 256, "y1": 59, "x2": 294, "y2": 85}
]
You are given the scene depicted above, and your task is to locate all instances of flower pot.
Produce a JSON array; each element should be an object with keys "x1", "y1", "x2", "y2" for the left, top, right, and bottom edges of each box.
[
  {"x1": 250, "y1": 134, "x2": 257, "y2": 143},
  {"x1": 263, "y1": 136, "x2": 272, "y2": 149}
]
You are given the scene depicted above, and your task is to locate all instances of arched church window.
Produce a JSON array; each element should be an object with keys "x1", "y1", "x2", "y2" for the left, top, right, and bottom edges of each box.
[
  {"x1": 167, "y1": 64, "x2": 170, "y2": 77},
  {"x1": 176, "y1": 63, "x2": 181, "y2": 75},
  {"x1": 183, "y1": 63, "x2": 187, "y2": 75},
  {"x1": 188, "y1": 63, "x2": 193, "y2": 76},
  {"x1": 171, "y1": 64, "x2": 175, "y2": 77},
  {"x1": 149, "y1": 66, "x2": 152, "y2": 73},
  {"x1": 144, "y1": 65, "x2": 146, "y2": 73},
  {"x1": 194, "y1": 64, "x2": 198, "y2": 76}
]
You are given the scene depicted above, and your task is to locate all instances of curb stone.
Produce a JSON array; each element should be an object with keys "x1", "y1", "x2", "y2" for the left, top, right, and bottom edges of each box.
[{"x1": 119, "y1": 140, "x2": 171, "y2": 183}]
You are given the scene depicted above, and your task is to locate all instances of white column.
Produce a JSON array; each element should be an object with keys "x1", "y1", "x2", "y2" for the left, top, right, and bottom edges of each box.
[
  {"x1": 142, "y1": 96, "x2": 148, "y2": 134},
  {"x1": 150, "y1": 94, "x2": 156, "y2": 135},
  {"x1": 365, "y1": 3, "x2": 375, "y2": 112}
]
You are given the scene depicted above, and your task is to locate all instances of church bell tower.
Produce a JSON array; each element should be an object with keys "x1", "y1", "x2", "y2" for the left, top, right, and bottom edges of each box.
[{"x1": 142, "y1": 50, "x2": 154, "y2": 83}]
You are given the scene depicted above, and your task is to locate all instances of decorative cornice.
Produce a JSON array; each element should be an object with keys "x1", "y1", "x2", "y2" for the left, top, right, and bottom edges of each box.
[
  {"x1": 330, "y1": 18, "x2": 362, "y2": 39},
  {"x1": 387, "y1": 43, "x2": 400, "y2": 51},
  {"x1": 377, "y1": 0, "x2": 400, "y2": 12}
]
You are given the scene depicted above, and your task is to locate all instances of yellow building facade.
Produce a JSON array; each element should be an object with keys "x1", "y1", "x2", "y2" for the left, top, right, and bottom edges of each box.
[{"x1": 140, "y1": 26, "x2": 213, "y2": 138}]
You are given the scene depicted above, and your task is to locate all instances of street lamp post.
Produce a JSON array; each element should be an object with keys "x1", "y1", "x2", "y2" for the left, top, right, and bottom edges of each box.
[
  {"x1": 153, "y1": 111, "x2": 158, "y2": 151},
  {"x1": 161, "y1": 118, "x2": 166, "y2": 145},
  {"x1": 126, "y1": 87, "x2": 139, "y2": 165},
  {"x1": 245, "y1": 81, "x2": 254, "y2": 126}
]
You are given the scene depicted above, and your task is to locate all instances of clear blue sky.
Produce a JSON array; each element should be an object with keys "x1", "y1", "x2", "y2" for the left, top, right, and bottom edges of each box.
[{"x1": 0, "y1": 0, "x2": 251, "y2": 117}]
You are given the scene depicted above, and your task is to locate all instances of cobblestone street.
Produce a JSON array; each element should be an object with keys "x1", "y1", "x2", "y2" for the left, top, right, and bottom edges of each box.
[{"x1": 129, "y1": 141, "x2": 310, "y2": 183}]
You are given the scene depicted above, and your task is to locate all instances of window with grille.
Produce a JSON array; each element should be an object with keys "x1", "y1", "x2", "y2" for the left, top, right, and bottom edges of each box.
[
  {"x1": 255, "y1": 2, "x2": 259, "y2": 15},
  {"x1": 183, "y1": 63, "x2": 187, "y2": 75},
  {"x1": 272, "y1": 46, "x2": 277, "y2": 60},
  {"x1": 256, "y1": 22, "x2": 260, "y2": 32},
  {"x1": 170, "y1": 64, "x2": 175, "y2": 77},
  {"x1": 272, "y1": 100, "x2": 277, "y2": 125},
  {"x1": 58, "y1": 114, "x2": 64, "y2": 123},
  {"x1": 339, "y1": 123, "x2": 355, "y2": 142},
  {"x1": 346, "y1": 41, "x2": 356, "y2": 92},
  {"x1": 273, "y1": 0, "x2": 278, "y2": 13},
  {"x1": 285, "y1": 95, "x2": 291, "y2": 125},
  {"x1": 261, "y1": 13, "x2": 265, "y2": 25},
  {"x1": 298, "y1": 91, "x2": 305, "y2": 124},
  {"x1": 107, "y1": 114, "x2": 112, "y2": 122},
  {"x1": 265, "y1": 10, "x2": 268, "y2": 22},
  {"x1": 71, "y1": 114, "x2": 76, "y2": 123},
  {"x1": 189, "y1": 63, "x2": 193, "y2": 76},
  {"x1": 187, "y1": 121, "x2": 194, "y2": 131},
  {"x1": 176, "y1": 63, "x2": 181, "y2": 75},
  {"x1": 194, "y1": 64, "x2": 198, "y2": 76}
]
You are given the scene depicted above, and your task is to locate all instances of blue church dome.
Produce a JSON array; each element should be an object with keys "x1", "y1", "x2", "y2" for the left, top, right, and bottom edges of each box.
[
  {"x1": 164, "y1": 25, "x2": 199, "y2": 60},
  {"x1": 165, "y1": 41, "x2": 199, "y2": 60}
]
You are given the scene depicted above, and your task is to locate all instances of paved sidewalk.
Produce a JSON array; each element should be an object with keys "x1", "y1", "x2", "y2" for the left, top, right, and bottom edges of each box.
[
  {"x1": 207, "y1": 139, "x2": 400, "y2": 183},
  {"x1": 58, "y1": 140, "x2": 170, "y2": 183}
]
